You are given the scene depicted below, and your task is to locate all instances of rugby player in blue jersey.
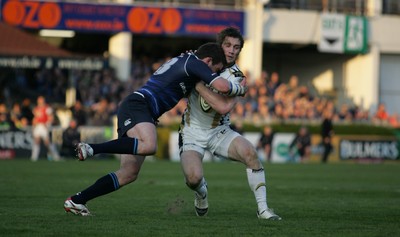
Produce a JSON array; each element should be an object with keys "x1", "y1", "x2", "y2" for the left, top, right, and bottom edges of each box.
[{"x1": 64, "y1": 42, "x2": 247, "y2": 216}]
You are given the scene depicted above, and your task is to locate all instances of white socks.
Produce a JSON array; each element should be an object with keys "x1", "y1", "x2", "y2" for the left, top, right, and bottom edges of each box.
[
  {"x1": 191, "y1": 171, "x2": 267, "y2": 211},
  {"x1": 31, "y1": 142, "x2": 61, "y2": 161},
  {"x1": 195, "y1": 177, "x2": 208, "y2": 198},
  {"x1": 246, "y1": 168, "x2": 268, "y2": 212},
  {"x1": 31, "y1": 143, "x2": 40, "y2": 161}
]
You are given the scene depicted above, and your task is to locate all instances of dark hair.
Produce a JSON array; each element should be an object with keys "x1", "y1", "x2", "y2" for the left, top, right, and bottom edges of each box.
[
  {"x1": 216, "y1": 27, "x2": 244, "y2": 50},
  {"x1": 195, "y1": 42, "x2": 227, "y2": 66}
]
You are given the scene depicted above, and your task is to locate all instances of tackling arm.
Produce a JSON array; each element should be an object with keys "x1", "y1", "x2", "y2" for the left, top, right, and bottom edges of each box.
[
  {"x1": 210, "y1": 77, "x2": 247, "y2": 97},
  {"x1": 195, "y1": 82, "x2": 237, "y2": 115}
]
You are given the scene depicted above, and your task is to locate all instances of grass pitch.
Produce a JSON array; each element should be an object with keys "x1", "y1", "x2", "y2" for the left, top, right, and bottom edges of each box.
[{"x1": 0, "y1": 159, "x2": 399, "y2": 237}]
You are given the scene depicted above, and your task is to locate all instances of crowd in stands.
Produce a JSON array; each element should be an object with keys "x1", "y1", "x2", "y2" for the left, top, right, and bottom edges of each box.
[
  {"x1": 0, "y1": 57, "x2": 399, "y2": 130},
  {"x1": 0, "y1": 56, "x2": 149, "y2": 128}
]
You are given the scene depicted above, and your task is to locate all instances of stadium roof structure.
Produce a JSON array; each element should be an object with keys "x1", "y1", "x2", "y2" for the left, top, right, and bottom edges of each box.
[{"x1": 0, "y1": 22, "x2": 71, "y2": 57}]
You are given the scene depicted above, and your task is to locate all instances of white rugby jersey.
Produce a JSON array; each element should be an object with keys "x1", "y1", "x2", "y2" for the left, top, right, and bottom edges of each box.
[{"x1": 182, "y1": 64, "x2": 243, "y2": 129}]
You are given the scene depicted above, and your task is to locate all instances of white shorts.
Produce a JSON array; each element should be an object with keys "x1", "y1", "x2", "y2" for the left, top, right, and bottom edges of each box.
[
  {"x1": 179, "y1": 124, "x2": 240, "y2": 158},
  {"x1": 32, "y1": 124, "x2": 50, "y2": 140}
]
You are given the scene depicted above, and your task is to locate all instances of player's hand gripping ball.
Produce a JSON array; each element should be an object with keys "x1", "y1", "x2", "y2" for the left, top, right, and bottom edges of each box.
[
  {"x1": 222, "y1": 68, "x2": 245, "y2": 85},
  {"x1": 205, "y1": 67, "x2": 247, "y2": 96}
]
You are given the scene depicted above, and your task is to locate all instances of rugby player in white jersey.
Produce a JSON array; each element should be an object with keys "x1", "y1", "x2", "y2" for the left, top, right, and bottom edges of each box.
[{"x1": 179, "y1": 27, "x2": 281, "y2": 220}]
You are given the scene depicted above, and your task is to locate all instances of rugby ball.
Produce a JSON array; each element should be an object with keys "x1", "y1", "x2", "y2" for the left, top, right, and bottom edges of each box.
[{"x1": 220, "y1": 66, "x2": 245, "y2": 84}]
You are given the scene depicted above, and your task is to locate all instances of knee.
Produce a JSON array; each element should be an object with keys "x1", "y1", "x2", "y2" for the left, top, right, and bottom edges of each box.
[
  {"x1": 148, "y1": 144, "x2": 157, "y2": 155},
  {"x1": 185, "y1": 173, "x2": 203, "y2": 189},
  {"x1": 243, "y1": 148, "x2": 260, "y2": 167},
  {"x1": 120, "y1": 173, "x2": 139, "y2": 186},
  {"x1": 243, "y1": 147, "x2": 258, "y2": 160},
  {"x1": 143, "y1": 143, "x2": 157, "y2": 155}
]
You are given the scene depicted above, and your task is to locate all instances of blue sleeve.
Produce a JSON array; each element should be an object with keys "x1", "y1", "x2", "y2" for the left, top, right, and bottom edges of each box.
[{"x1": 185, "y1": 57, "x2": 219, "y2": 85}]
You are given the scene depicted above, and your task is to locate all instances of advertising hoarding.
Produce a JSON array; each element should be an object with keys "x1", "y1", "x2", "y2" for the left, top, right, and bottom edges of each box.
[{"x1": 1, "y1": 1, "x2": 244, "y2": 37}]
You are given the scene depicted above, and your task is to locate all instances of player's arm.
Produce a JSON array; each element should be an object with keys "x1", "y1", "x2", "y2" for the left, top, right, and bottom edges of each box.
[
  {"x1": 195, "y1": 82, "x2": 237, "y2": 115},
  {"x1": 209, "y1": 77, "x2": 247, "y2": 97},
  {"x1": 187, "y1": 57, "x2": 247, "y2": 96}
]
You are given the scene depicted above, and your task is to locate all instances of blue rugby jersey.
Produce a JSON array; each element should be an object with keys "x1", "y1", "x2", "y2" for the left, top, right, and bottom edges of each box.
[{"x1": 137, "y1": 53, "x2": 220, "y2": 119}]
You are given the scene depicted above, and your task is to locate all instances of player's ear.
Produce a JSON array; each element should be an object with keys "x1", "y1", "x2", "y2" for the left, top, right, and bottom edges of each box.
[
  {"x1": 202, "y1": 57, "x2": 213, "y2": 66},
  {"x1": 205, "y1": 57, "x2": 213, "y2": 64}
]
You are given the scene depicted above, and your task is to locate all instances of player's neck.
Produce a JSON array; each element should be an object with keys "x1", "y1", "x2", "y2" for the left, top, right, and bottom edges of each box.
[{"x1": 226, "y1": 62, "x2": 236, "y2": 68}]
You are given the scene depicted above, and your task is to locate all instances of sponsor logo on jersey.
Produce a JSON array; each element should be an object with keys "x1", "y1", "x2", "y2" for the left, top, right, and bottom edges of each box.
[
  {"x1": 124, "y1": 118, "x2": 132, "y2": 126},
  {"x1": 216, "y1": 128, "x2": 227, "y2": 138},
  {"x1": 199, "y1": 96, "x2": 211, "y2": 112},
  {"x1": 179, "y1": 82, "x2": 187, "y2": 95}
]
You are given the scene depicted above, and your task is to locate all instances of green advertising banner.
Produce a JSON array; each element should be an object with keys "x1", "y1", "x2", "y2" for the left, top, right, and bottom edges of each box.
[{"x1": 319, "y1": 13, "x2": 368, "y2": 54}]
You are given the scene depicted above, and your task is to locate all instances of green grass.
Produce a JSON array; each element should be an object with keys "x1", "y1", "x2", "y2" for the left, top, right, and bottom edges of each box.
[{"x1": 0, "y1": 159, "x2": 399, "y2": 237}]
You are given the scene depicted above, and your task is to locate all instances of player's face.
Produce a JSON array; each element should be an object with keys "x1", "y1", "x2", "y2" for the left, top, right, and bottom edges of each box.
[
  {"x1": 221, "y1": 36, "x2": 241, "y2": 65},
  {"x1": 37, "y1": 96, "x2": 45, "y2": 106}
]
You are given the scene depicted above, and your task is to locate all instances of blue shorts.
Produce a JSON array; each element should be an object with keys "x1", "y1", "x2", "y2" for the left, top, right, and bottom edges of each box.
[{"x1": 117, "y1": 92, "x2": 155, "y2": 138}]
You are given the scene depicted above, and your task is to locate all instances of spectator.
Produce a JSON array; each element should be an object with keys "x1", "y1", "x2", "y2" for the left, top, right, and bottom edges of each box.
[
  {"x1": 89, "y1": 97, "x2": 111, "y2": 126},
  {"x1": 287, "y1": 75, "x2": 300, "y2": 96},
  {"x1": 315, "y1": 98, "x2": 328, "y2": 117},
  {"x1": 253, "y1": 96, "x2": 271, "y2": 125},
  {"x1": 273, "y1": 103, "x2": 285, "y2": 120},
  {"x1": 289, "y1": 126, "x2": 311, "y2": 162},
  {"x1": 231, "y1": 102, "x2": 245, "y2": 122},
  {"x1": 20, "y1": 98, "x2": 34, "y2": 125},
  {"x1": 354, "y1": 107, "x2": 370, "y2": 122},
  {"x1": 257, "y1": 125, "x2": 274, "y2": 162},
  {"x1": 230, "y1": 120, "x2": 244, "y2": 135},
  {"x1": 322, "y1": 0, "x2": 329, "y2": 11},
  {"x1": 306, "y1": 105, "x2": 317, "y2": 120},
  {"x1": 244, "y1": 101, "x2": 256, "y2": 122},
  {"x1": 244, "y1": 85, "x2": 259, "y2": 111},
  {"x1": 10, "y1": 102, "x2": 24, "y2": 130},
  {"x1": 71, "y1": 100, "x2": 87, "y2": 126},
  {"x1": 0, "y1": 103, "x2": 14, "y2": 131},
  {"x1": 31, "y1": 96, "x2": 61, "y2": 162},
  {"x1": 373, "y1": 103, "x2": 389, "y2": 123},
  {"x1": 258, "y1": 70, "x2": 268, "y2": 86},
  {"x1": 336, "y1": 103, "x2": 353, "y2": 122},
  {"x1": 61, "y1": 119, "x2": 81, "y2": 157},
  {"x1": 52, "y1": 69, "x2": 68, "y2": 103},
  {"x1": 266, "y1": 72, "x2": 281, "y2": 97},
  {"x1": 257, "y1": 81, "x2": 268, "y2": 97},
  {"x1": 321, "y1": 109, "x2": 334, "y2": 163},
  {"x1": 388, "y1": 113, "x2": 400, "y2": 128},
  {"x1": 298, "y1": 85, "x2": 311, "y2": 100}
]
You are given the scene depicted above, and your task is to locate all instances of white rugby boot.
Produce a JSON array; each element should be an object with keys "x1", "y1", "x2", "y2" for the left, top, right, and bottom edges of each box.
[
  {"x1": 76, "y1": 143, "x2": 93, "y2": 161},
  {"x1": 257, "y1": 208, "x2": 282, "y2": 220},
  {"x1": 194, "y1": 192, "x2": 208, "y2": 216},
  {"x1": 64, "y1": 197, "x2": 91, "y2": 216}
]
